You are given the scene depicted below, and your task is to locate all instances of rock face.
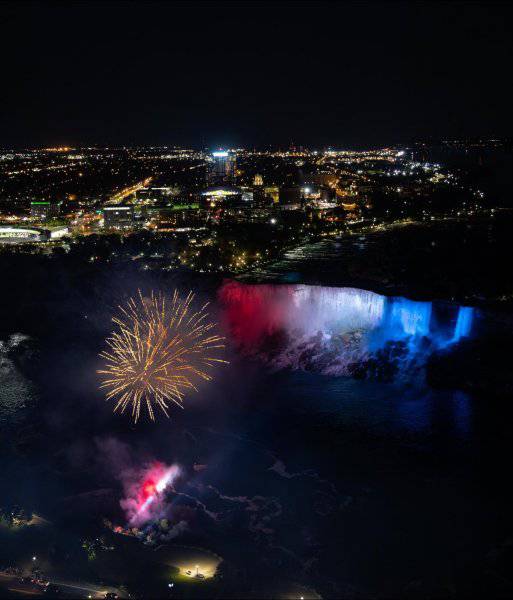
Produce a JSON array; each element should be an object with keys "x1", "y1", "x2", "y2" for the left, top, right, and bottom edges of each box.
[{"x1": 350, "y1": 340, "x2": 412, "y2": 381}]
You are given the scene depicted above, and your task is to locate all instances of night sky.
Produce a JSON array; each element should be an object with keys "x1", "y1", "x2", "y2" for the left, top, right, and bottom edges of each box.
[{"x1": 1, "y1": 1, "x2": 511, "y2": 148}]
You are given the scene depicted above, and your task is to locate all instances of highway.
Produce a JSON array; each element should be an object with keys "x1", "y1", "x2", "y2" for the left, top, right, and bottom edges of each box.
[
  {"x1": 105, "y1": 176, "x2": 153, "y2": 205},
  {"x1": 104, "y1": 161, "x2": 206, "y2": 206}
]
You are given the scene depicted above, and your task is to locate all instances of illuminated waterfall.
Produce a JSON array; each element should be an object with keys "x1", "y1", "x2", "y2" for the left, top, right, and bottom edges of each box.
[
  {"x1": 291, "y1": 285, "x2": 385, "y2": 333},
  {"x1": 219, "y1": 282, "x2": 475, "y2": 373},
  {"x1": 388, "y1": 299, "x2": 432, "y2": 338},
  {"x1": 450, "y1": 306, "x2": 474, "y2": 343}
]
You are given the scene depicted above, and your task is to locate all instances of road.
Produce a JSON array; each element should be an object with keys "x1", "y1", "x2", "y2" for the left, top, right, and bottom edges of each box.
[
  {"x1": 106, "y1": 177, "x2": 153, "y2": 205},
  {"x1": 104, "y1": 161, "x2": 206, "y2": 206},
  {"x1": 1, "y1": 572, "x2": 123, "y2": 599}
]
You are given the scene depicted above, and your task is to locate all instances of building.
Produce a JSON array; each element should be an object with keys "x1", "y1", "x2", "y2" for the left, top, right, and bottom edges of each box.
[
  {"x1": 135, "y1": 187, "x2": 177, "y2": 203},
  {"x1": 30, "y1": 201, "x2": 60, "y2": 220},
  {"x1": 152, "y1": 205, "x2": 208, "y2": 230},
  {"x1": 264, "y1": 186, "x2": 279, "y2": 204},
  {"x1": 0, "y1": 226, "x2": 49, "y2": 244},
  {"x1": 208, "y1": 151, "x2": 236, "y2": 186},
  {"x1": 200, "y1": 187, "x2": 242, "y2": 209},
  {"x1": 302, "y1": 184, "x2": 337, "y2": 209},
  {"x1": 253, "y1": 174, "x2": 263, "y2": 186},
  {"x1": 103, "y1": 205, "x2": 135, "y2": 229},
  {"x1": 48, "y1": 225, "x2": 69, "y2": 239}
]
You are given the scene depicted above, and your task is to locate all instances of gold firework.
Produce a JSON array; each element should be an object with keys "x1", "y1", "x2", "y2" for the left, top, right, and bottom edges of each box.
[{"x1": 98, "y1": 290, "x2": 226, "y2": 422}]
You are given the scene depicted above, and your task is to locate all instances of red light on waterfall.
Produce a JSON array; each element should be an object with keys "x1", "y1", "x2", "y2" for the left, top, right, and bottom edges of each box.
[{"x1": 218, "y1": 280, "x2": 295, "y2": 349}]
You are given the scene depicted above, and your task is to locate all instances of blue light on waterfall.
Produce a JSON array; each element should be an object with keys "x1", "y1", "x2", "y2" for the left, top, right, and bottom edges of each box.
[
  {"x1": 451, "y1": 306, "x2": 473, "y2": 343},
  {"x1": 389, "y1": 299, "x2": 432, "y2": 337}
]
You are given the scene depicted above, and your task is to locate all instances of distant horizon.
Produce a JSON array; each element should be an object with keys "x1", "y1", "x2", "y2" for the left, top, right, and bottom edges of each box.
[{"x1": 2, "y1": 135, "x2": 511, "y2": 152}]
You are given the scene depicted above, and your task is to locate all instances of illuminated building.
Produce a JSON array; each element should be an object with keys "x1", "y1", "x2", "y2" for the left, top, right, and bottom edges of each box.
[
  {"x1": 253, "y1": 174, "x2": 263, "y2": 186},
  {"x1": 201, "y1": 187, "x2": 241, "y2": 208},
  {"x1": 264, "y1": 186, "x2": 279, "y2": 203},
  {"x1": 199, "y1": 187, "x2": 257, "y2": 224},
  {"x1": 302, "y1": 184, "x2": 337, "y2": 209},
  {"x1": 48, "y1": 226, "x2": 69, "y2": 239},
  {"x1": 0, "y1": 225, "x2": 68, "y2": 243},
  {"x1": 0, "y1": 226, "x2": 49, "y2": 243},
  {"x1": 208, "y1": 150, "x2": 236, "y2": 185},
  {"x1": 103, "y1": 205, "x2": 134, "y2": 229},
  {"x1": 30, "y1": 201, "x2": 60, "y2": 219}
]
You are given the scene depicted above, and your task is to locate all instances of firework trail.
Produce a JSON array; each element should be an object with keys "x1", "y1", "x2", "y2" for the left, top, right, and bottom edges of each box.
[{"x1": 98, "y1": 290, "x2": 226, "y2": 422}]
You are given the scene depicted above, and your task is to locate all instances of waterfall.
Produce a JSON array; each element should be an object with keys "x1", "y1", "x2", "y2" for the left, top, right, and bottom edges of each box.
[
  {"x1": 450, "y1": 306, "x2": 474, "y2": 343},
  {"x1": 388, "y1": 298, "x2": 432, "y2": 338},
  {"x1": 218, "y1": 281, "x2": 475, "y2": 371},
  {"x1": 291, "y1": 285, "x2": 385, "y2": 333}
]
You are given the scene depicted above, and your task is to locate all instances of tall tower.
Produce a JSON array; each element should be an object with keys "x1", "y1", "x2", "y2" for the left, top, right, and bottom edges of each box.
[{"x1": 208, "y1": 150, "x2": 236, "y2": 186}]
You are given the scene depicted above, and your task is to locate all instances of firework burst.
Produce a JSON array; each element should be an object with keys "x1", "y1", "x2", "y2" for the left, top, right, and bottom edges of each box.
[{"x1": 98, "y1": 290, "x2": 226, "y2": 422}]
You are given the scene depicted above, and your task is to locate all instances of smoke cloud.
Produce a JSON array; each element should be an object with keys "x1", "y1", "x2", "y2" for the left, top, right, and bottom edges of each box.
[{"x1": 119, "y1": 461, "x2": 181, "y2": 527}]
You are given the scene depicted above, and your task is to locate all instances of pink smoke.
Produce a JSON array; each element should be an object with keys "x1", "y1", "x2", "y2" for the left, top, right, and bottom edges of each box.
[{"x1": 119, "y1": 461, "x2": 180, "y2": 526}]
